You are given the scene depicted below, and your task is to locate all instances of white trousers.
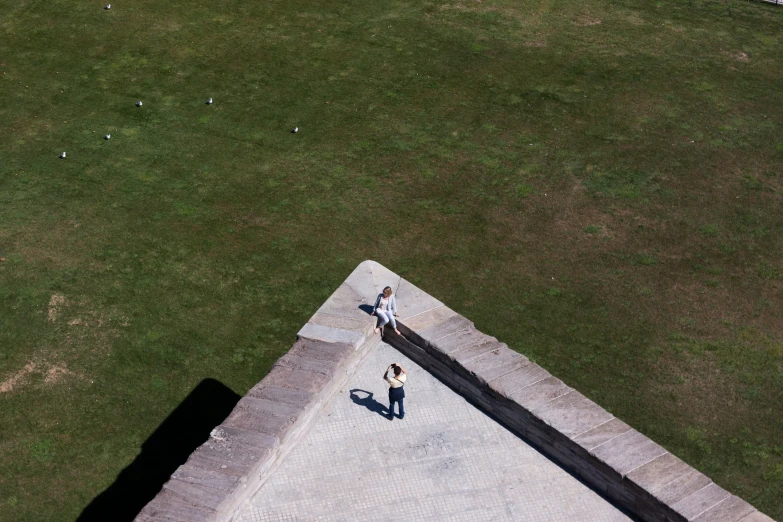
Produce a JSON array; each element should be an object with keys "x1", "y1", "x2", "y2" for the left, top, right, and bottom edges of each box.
[{"x1": 376, "y1": 309, "x2": 397, "y2": 329}]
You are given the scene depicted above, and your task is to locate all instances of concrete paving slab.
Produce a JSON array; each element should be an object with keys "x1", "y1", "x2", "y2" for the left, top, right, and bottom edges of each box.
[
  {"x1": 451, "y1": 340, "x2": 507, "y2": 363},
  {"x1": 369, "y1": 260, "x2": 401, "y2": 296},
  {"x1": 235, "y1": 342, "x2": 630, "y2": 522},
  {"x1": 137, "y1": 490, "x2": 216, "y2": 522},
  {"x1": 297, "y1": 322, "x2": 365, "y2": 348},
  {"x1": 164, "y1": 479, "x2": 226, "y2": 510},
  {"x1": 591, "y1": 429, "x2": 667, "y2": 476},
  {"x1": 462, "y1": 345, "x2": 530, "y2": 384},
  {"x1": 246, "y1": 384, "x2": 314, "y2": 408},
  {"x1": 343, "y1": 261, "x2": 378, "y2": 303},
  {"x1": 210, "y1": 425, "x2": 280, "y2": 451},
  {"x1": 402, "y1": 305, "x2": 459, "y2": 331},
  {"x1": 182, "y1": 452, "x2": 248, "y2": 480},
  {"x1": 395, "y1": 278, "x2": 443, "y2": 320},
  {"x1": 488, "y1": 363, "x2": 551, "y2": 399},
  {"x1": 673, "y1": 482, "x2": 730, "y2": 520},
  {"x1": 626, "y1": 452, "x2": 693, "y2": 494},
  {"x1": 261, "y1": 366, "x2": 332, "y2": 396},
  {"x1": 740, "y1": 511, "x2": 776, "y2": 522},
  {"x1": 692, "y1": 496, "x2": 756, "y2": 522},
  {"x1": 413, "y1": 313, "x2": 473, "y2": 342},
  {"x1": 307, "y1": 312, "x2": 375, "y2": 335},
  {"x1": 431, "y1": 328, "x2": 497, "y2": 356},
  {"x1": 315, "y1": 283, "x2": 368, "y2": 320},
  {"x1": 183, "y1": 437, "x2": 270, "y2": 477},
  {"x1": 286, "y1": 339, "x2": 355, "y2": 364},
  {"x1": 232, "y1": 396, "x2": 303, "y2": 420},
  {"x1": 654, "y1": 470, "x2": 713, "y2": 506},
  {"x1": 572, "y1": 418, "x2": 631, "y2": 451},
  {"x1": 223, "y1": 410, "x2": 295, "y2": 440},
  {"x1": 512, "y1": 376, "x2": 572, "y2": 411},
  {"x1": 190, "y1": 440, "x2": 269, "y2": 478},
  {"x1": 171, "y1": 464, "x2": 239, "y2": 493},
  {"x1": 532, "y1": 391, "x2": 614, "y2": 439},
  {"x1": 275, "y1": 352, "x2": 345, "y2": 376}
]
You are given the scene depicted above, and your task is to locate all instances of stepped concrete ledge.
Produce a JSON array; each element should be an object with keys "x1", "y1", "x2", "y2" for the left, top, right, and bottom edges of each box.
[{"x1": 136, "y1": 261, "x2": 775, "y2": 522}]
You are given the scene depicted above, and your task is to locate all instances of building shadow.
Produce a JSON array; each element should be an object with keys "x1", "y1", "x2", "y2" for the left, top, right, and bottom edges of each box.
[
  {"x1": 349, "y1": 389, "x2": 390, "y2": 418},
  {"x1": 76, "y1": 378, "x2": 241, "y2": 522}
]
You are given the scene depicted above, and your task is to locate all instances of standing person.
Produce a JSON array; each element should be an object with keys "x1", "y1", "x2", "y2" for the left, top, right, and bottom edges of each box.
[
  {"x1": 383, "y1": 363, "x2": 406, "y2": 419},
  {"x1": 371, "y1": 286, "x2": 400, "y2": 335}
]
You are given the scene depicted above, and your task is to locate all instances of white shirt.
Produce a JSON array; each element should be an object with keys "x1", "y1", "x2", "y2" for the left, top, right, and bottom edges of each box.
[
  {"x1": 373, "y1": 293, "x2": 397, "y2": 314},
  {"x1": 385, "y1": 373, "x2": 406, "y2": 388}
]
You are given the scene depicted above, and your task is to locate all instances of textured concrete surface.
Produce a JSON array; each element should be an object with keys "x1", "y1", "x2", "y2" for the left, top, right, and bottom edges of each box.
[{"x1": 234, "y1": 342, "x2": 630, "y2": 522}]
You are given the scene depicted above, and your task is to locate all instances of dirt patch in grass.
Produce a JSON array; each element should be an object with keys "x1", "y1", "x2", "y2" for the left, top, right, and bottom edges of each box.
[
  {"x1": 523, "y1": 39, "x2": 547, "y2": 48},
  {"x1": 0, "y1": 362, "x2": 37, "y2": 393},
  {"x1": 44, "y1": 366, "x2": 77, "y2": 385},
  {"x1": 0, "y1": 361, "x2": 79, "y2": 393},
  {"x1": 48, "y1": 294, "x2": 66, "y2": 323},
  {"x1": 575, "y1": 13, "x2": 602, "y2": 27}
]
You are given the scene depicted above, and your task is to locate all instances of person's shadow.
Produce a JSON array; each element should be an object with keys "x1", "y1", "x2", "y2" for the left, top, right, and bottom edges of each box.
[{"x1": 349, "y1": 389, "x2": 391, "y2": 419}]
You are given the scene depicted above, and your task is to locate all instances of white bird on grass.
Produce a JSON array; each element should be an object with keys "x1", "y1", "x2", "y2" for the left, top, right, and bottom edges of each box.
[
  {"x1": 105, "y1": 4, "x2": 111, "y2": 9},
  {"x1": 105, "y1": 134, "x2": 111, "y2": 140},
  {"x1": 60, "y1": 152, "x2": 66, "y2": 159},
  {"x1": 206, "y1": 98, "x2": 213, "y2": 105},
  {"x1": 291, "y1": 127, "x2": 298, "y2": 133},
  {"x1": 136, "y1": 101, "x2": 142, "y2": 107}
]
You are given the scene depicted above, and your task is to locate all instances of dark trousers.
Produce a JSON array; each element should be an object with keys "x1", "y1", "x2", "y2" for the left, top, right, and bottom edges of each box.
[
  {"x1": 389, "y1": 397, "x2": 405, "y2": 418},
  {"x1": 389, "y1": 387, "x2": 405, "y2": 418}
]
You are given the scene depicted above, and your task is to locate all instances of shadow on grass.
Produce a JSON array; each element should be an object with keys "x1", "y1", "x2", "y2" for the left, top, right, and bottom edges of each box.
[{"x1": 77, "y1": 378, "x2": 240, "y2": 522}]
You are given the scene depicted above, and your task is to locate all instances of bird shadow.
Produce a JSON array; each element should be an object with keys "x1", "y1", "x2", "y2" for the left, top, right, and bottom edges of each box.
[{"x1": 349, "y1": 389, "x2": 391, "y2": 419}]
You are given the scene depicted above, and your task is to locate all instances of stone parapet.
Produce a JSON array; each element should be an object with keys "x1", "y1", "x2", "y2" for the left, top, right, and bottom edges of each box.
[
  {"x1": 136, "y1": 260, "x2": 775, "y2": 522},
  {"x1": 382, "y1": 262, "x2": 774, "y2": 522},
  {"x1": 135, "y1": 264, "x2": 387, "y2": 522}
]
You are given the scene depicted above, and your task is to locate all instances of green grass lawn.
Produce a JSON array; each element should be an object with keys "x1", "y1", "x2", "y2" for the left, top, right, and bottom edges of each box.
[{"x1": 1, "y1": 0, "x2": 782, "y2": 519}]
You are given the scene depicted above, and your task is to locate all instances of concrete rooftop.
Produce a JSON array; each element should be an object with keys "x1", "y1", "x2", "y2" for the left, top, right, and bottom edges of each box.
[
  {"x1": 234, "y1": 341, "x2": 630, "y2": 522},
  {"x1": 139, "y1": 261, "x2": 771, "y2": 522}
]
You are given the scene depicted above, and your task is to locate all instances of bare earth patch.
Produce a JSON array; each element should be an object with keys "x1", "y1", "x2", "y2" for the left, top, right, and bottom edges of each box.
[
  {"x1": 0, "y1": 362, "x2": 37, "y2": 393},
  {"x1": 0, "y1": 361, "x2": 80, "y2": 393},
  {"x1": 48, "y1": 293, "x2": 66, "y2": 323},
  {"x1": 44, "y1": 366, "x2": 76, "y2": 384},
  {"x1": 67, "y1": 312, "x2": 105, "y2": 328},
  {"x1": 576, "y1": 14, "x2": 602, "y2": 27}
]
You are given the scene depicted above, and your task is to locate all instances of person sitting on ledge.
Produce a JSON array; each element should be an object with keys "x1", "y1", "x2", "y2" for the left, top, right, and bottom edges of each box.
[
  {"x1": 371, "y1": 286, "x2": 400, "y2": 335},
  {"x1": 384, "y1": 363, "x2": 406, "y2": 419}
]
